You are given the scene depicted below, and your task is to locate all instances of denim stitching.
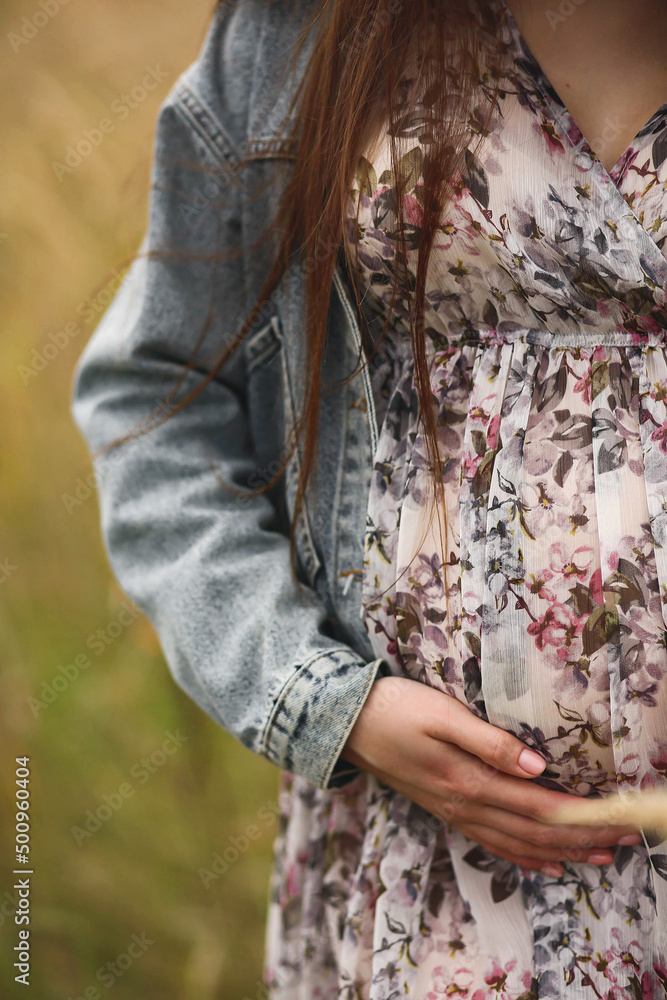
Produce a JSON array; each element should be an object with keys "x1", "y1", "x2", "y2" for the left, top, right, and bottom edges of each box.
[
  {"x1": 261, "y1": 647, "x2": 365, "y2": 764},
  {"x1": 173, "y1": 81, "x2": 240, "y2": 173},
  {"x1": 322, "y1": 657, "x2": 384, "y2": 789}
]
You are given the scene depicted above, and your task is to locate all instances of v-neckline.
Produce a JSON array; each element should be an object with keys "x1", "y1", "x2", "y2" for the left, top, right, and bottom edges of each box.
[{"x1": 495, "y1": 0, "x2": 667, "y2": 184}]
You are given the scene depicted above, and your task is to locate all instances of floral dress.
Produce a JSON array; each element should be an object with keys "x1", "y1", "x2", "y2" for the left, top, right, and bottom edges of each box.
[{"x1": 263, "y1": 1, "x2": 667, "y2": 997}]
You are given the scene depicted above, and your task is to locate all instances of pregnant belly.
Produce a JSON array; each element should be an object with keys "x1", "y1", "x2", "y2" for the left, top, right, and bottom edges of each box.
[{"x1": 383, "y1": 341, "x2": 667, "y2": 799}]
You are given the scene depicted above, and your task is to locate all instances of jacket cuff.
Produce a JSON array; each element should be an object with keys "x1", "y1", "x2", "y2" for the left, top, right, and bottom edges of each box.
[{"x1": 261, "y1": 650, "x2": 388, "y2": 790}]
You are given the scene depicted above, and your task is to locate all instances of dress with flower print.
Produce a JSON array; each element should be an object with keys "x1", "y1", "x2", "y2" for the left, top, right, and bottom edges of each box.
[{"x1": 263, "y1": 0, "x2": 667, "y2": 997}]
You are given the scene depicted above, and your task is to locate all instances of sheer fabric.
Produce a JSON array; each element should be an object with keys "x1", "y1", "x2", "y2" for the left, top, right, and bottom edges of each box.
[{"x1": 264, "y1": 1, "x2": 667, "y2": 995}]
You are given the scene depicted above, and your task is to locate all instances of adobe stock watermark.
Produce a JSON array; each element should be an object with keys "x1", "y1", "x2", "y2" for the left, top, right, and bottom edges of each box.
[
  {"x1": 70, "y1": 730, "x2": 188, "y2": 845},
  {"x1": 52, "y1": 66, "x2": 169, "y2": 181},
  {"x1": 0, "y1": 557, "x2": 18, "y2": 586},
  {"x1": 61, "y1": 434, "x2": 141, "y2": 515},
  {"x1": 546, "y1": 0, "x2": 587, "y2": 30},
  {"x1": 66, "y1": 932, "x2": 154, "y2": 998},
  {"x1": 339, "y1": 0, "x2": 404, "y2": 59},
  {"x1": 62, "y1": 402, "x2": 234, "y2": 517},
  {"x1": 7, "y1": 0, "x2": 72, "y2": 54},
  {"x1": 198, "y1": 799, "x2": 282, "y2": 887},
  {"x1": 590, "y1": 115, "x2": 627, "y2": 163},
  {"x1": 28, "y1": 600, "x2": 141, "y2": 717},
  {"x1": 239, "y1": 978, "x2": 287, "y2": 1000},
  {"x1": 19, "y1": 265, "x2": 129, "y2": 385}
]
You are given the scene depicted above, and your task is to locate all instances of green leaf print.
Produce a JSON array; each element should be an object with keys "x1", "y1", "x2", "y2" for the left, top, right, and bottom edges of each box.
[
  {"x1": 380, "y1": 147, "x2": 423, "y2": 196},
  {"x1": 569, "y1": 581, "x2": 597, "y2": 616},
  {"x1": 471, "y1": 429, "x2": 486, "y2": 457},
  {"x1": 463, "y1": 631, "x2": 481, "y2": 659},
  {"x1": 590, "y1": 359, "x2": 610, "y2": 401},
  {"x1": 356, "y1": 155, "x2": 377, "y2": 198},
  {"x1": 472, "y1": 447, "x2": 497, "y2": 499},
  {"x1": 397, "y1": 146, "x2": 423, "y2": 193},
  {"x1": 582, "y1": 604, "x2": 620, "y2": 656},
  {"x1": 606, "y1": 558, "x2": 646, "y2": 612}
]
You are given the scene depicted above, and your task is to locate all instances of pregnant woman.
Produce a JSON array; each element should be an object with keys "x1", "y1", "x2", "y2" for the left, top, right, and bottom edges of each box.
[{"x1": 71, "y1": 0, "x2": 667, "y2": 997}]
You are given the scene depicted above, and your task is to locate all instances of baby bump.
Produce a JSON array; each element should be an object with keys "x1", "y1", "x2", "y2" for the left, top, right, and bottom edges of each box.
[{"x1": 390, "y1": 338, "x2": 667, "y2": 797}]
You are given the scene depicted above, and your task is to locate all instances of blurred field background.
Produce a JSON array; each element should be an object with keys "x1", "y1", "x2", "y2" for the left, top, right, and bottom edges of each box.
[{"x1": 0, "y1": 2, "x2": 281, "y2": 997}]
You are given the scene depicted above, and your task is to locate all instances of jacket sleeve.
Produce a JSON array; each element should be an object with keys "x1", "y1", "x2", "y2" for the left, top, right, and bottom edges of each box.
[{"x1": 69, "y1": 8, "x2": 386, "y2": 791}]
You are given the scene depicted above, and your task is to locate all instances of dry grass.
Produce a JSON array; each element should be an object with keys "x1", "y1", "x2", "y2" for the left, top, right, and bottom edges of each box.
[
  {"x1": 547, "y1": 789, "x2": 667, "y2": 837},
  {"x1": 0, "y1": 3, "x2": 281, "y2": 997}
]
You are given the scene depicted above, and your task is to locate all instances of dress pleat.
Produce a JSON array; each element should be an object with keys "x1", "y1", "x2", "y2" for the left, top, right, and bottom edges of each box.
[{"x1": 263, "y1": 0, "x2": 667, "y2": 994}]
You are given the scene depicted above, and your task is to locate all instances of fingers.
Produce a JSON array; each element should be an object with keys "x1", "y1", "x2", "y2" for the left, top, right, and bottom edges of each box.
[
  {"x1": 460, "y1": 801, "x2": 642, "y2": 853},
  {"x1": 466, "y1": 832, "x2": 553, "y2": 875},
  {"x1": 460, "y1": 762, "x2": 641, "y2": 834},
  {"x1": 459, "y1": 821, "x2": 617, "y2": 865},
  {"x1": 426, "y1": 693, "x2": 548, "y2": 779}
]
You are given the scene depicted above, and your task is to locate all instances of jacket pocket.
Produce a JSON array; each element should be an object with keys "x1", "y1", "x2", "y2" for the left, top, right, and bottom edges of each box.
[
  {"x1": 245, "y1": 312, "x2": 283, "y2": 374},
  {"x1": 244, "y1": 311, "x2": 323, "y2": 590}
]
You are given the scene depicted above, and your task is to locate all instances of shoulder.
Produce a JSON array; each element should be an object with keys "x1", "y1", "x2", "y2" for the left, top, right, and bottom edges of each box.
[{"x1": 166, "y1": 0, "x2": 325, "y2": 158}]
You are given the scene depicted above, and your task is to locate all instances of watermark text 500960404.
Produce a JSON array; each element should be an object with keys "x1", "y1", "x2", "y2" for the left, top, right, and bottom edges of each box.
[{"x1": 13, "y1": 758, "x2": 32, "y2": 987}]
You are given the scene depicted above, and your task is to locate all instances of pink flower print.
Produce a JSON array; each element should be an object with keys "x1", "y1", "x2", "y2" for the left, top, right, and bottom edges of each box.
[
  {"x1": 434, "y1": 220, "x2": 457, "y2": 252},
  {"x1": 527, "y1": 602, "x2": 585, "y2": 651},
  {"x1": 468, "y1": 394, "x2": 496, "y2": 425},
  {"x1": 520, "y1": 971, "x2": 533, "y2": 992},
  {"x1": 573, "y1": 370, "x2": 592, "y2": 405},
  {"x1": 607, "y1": 550, "x2": 620, "y2": 573},
  {"x1": 484, "y1": 958, "x2": 517, "y2": 993},
  {"x1": 435, "y1": 209, "x2": 486, "y2": 256},
  {"x1": 549, "y1": 542, "x2": 594, "y2": 580},
  {"x1": 618, "y1": 937, "x2": 644, "y2": 972},
  {"x1": 651, "y1": 419, "x2": 667, "y2": 454},
  {"x1": 486, "y1": 414, "x2": 501, "y2": 451},
  {"x1": 640, "y1": 315, "x2": 662, "y2": 335},
  {"x1": 650, "y1": 379, "x2": 667, "y2": 404},
  {"x1": 402, "y1": 192, "x2": 423, "y2": 227},
  {"x1": 527, "y1": 569, "x2": 556, "y2": 602},
  {"x1": 285, "y1": 863, "x2": 301, "y2": 898},
  {"x1": 461, "y1": 449, "x2": 480, "y2": 481},
  {"x1": 638, "y1": 971, "x2": 656, "y2": 1000},
  {"x1": 534, "y1": 118, "x2": 565, "y2": 155},
  {"x1": 427, "y1": 966, "x2": 475, "y2": 998},
  {"x1": 386, "y1": 638, "x2": 400, "y2": 664},
  {"x1": 650, "y1": 738, "x2": 667, "y2": 778},
  {"x1": 588, "y1": 567, "x2": 603, "y2": 605}
]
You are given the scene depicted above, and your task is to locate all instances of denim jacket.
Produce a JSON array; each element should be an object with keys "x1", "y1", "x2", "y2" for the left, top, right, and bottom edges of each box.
[{"x1": 70, "y1": 0, "x2": 389, "y2": 791}]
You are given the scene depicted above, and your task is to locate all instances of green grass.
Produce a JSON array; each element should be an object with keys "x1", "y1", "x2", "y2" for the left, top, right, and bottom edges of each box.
[{"x1": 0, "y1": 2, "x2": 281, "y2": 996}]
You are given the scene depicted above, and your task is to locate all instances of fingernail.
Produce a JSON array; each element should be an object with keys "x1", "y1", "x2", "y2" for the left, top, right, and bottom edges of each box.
[
  {"x1": 518, "y1": 748, "x2": 546, "y2": 775},
  {"x1": 541, "y1": 863, "x2": 564, "y2": 878},
  {"x1": 617, "y1": 834, "x2": 642, "y2": 846},
  {"x1": 587, "y1": 852, "x2": 613, "y2": 864}
]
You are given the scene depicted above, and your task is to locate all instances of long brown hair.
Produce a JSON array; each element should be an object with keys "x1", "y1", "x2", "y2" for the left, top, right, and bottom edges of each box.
[{"x1": 94, "y1": 0, "x2": 501, "y2": 588}]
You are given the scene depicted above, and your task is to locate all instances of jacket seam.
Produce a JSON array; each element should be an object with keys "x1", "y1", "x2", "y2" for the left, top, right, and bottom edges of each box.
[
  {"x1": 173, "y1": 82, "x2": 298, "y2": 173},
  {"x1": 332, "y1": 268, "x2": 379, "y2": 457},
  {"x1": 172, "y1": 80, "x2": 240, "y2": 174}
]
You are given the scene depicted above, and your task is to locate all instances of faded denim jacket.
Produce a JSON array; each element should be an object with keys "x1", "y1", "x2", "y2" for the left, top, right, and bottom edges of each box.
[{"x1": 70, "y1": 0, "x2": 389, "y2": 791}]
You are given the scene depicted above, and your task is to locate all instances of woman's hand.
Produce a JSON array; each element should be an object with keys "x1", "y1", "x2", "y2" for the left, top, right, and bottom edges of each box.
[{"x1": 340, "y1": 675, "x2": 642, "y2": 876}]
